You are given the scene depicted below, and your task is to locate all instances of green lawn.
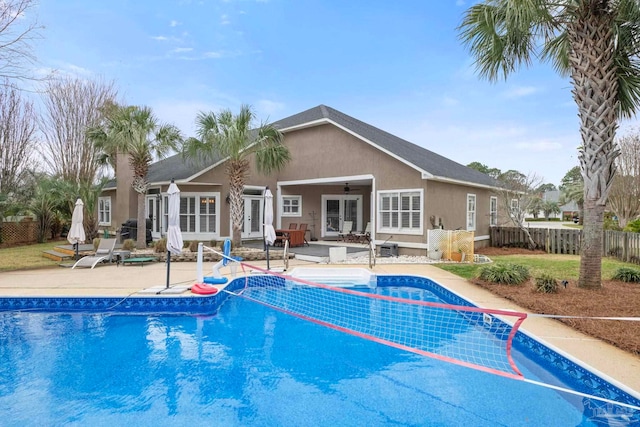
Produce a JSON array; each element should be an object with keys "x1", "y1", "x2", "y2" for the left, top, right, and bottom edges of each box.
[
  {"x1": 437, "y1": 254, "x2": 632, "y2": 280},
  {"x1": 0, "y1": 241, "x2": 64, "y2": 272}
]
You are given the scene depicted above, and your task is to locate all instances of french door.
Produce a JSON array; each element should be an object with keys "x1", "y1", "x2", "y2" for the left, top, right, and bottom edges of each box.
[
  {"x1": 322, "y1": 195, "x2": 362, "y2": 238},
  {"x1": 241, "y1": 196, "x2": 263, "y2": 239},
  {"x1": 145, "y1": 195, "x2": 162, "y2": 239}
]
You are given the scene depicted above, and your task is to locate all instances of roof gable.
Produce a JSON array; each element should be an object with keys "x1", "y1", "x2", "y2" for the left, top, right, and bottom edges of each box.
[{"x1": 273, "y1": 105, "x2": 499, "y2": 188}]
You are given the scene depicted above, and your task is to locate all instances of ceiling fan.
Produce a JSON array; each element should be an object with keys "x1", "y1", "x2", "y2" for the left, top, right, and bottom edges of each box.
[{"x1": 343, "y1": 182, "x2": 361, "y2": 194}]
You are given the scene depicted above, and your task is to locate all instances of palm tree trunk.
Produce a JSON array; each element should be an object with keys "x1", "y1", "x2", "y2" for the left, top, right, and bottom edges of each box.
[
  {"x1": 579, "y1": 199, "x2": 604, "y2": 288},
  {"x1": 568, "y1": 5, "x2": 618, "y2": 289},
  {"x1": 136, "y1": 191, "x2": 146, "y2": 249}
]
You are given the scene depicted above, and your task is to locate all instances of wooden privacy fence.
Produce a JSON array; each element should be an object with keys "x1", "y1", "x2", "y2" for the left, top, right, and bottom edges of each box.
[
  {"x1": 489, "y1": 227, "x2": 581, "y2": 255},
  {"x1": 0, "y1": 219, "x2": 39, "y2": 246},
  {"x1": 491, "y1": 227, "x2": 640, "y2": 262},
  {"x1": 604, "y1": 230, "x2": 640, "y2": 264}
]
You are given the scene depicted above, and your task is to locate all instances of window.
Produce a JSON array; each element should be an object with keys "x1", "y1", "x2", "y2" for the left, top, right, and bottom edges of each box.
[
  {"x1": 378, "y1": 190, "x2": 422, "y2": 234},
  {"x1": 199, "y1": 197, "x2": 217, "y2": 232},
  {"x1": 282, "y1": 196, "x2": 302, "y2": 216},
  {"x1": 163, "y1": 194, "x2": 219, "y2": 234},
  {"x1": 98, "y1": 196, "x2": 111, "y2": 226},
  {"x1": 180, "y1": 197, "x2": 197, "y2": 232},
  {"x1": 467, "y1": 194, "x2": 476, "y2": 231},
  {"x1": 490, "y1": 196, "x2": 498, "y2": 226},
  {"x1": 510, "y1": 198, "x2": 520, "y2": 218}
]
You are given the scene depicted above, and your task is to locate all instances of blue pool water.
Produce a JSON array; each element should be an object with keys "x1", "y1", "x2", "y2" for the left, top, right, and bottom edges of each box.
[{"x1": 1, "y1": 277, "x2": 639, "y2": 426}]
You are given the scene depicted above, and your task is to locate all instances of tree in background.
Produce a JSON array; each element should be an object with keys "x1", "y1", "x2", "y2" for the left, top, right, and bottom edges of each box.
[
  {"x1": 559, "y1": 166, "x2": 584, "y2": 222},
  {"x1": 0, "y1": 1, "x2": 42, "y2": 85},
  {"x1": 608, "y1": 130, "x2": 640, "y2": 227},
  {"x1": 40, "y1": 76, "x2": 118, "y2": 184},
  {"x1": 466, "y1": 161, "x2": 502, "y2": 179},
  {"x1": 89, "y1": 105, "x2": 182, "y2": 249},
  {"x1": 496, "y1": 171, "x2": 544, "y2": 249},
  {"x1": 536, "y1": 183, "x2": 557, "y2": 193},
  {"x1": 542, "y1": 201, "x2": 561, "y2": 220},
  {"x1": 182, "y1": 105, "x2": 291, "y2": 247},
  {"x1": 0, "y1": 81, "x2": 37, "y2": 198},
  {"x1": 460, "y1": 1, "x2": 640, "y2": 289}
]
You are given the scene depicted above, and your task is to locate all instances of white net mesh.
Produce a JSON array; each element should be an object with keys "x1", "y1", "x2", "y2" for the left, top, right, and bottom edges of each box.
[{"x1": 227, "y1": 264, "x2": 526, "y2": 379}]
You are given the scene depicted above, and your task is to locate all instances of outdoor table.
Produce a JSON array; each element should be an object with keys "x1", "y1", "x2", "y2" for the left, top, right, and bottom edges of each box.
[{"x1": 275, "y1": 229, "x2": 306, "y2": 247}]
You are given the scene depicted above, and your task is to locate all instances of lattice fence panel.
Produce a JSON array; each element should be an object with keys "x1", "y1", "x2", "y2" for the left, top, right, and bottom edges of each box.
[
  {"x1": 428, "y1": 229, "x2": 475, "y2": 262},
  {"x1": 0, "y1": 220, "x2": 39, "y2": 245}
]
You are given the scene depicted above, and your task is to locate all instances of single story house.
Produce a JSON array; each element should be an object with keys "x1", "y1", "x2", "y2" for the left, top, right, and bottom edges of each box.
[{"x1": 100, "y1": 105, "x2": 502, "y2": 255}]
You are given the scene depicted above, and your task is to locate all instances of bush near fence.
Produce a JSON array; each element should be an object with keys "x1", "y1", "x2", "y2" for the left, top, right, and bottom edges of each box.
[
  {"x1": 0, "y1": 219, "x2": 39, "y2": 247},
  {"x1": 490, "y1": 227, "x2": 640, "y2": 263}
]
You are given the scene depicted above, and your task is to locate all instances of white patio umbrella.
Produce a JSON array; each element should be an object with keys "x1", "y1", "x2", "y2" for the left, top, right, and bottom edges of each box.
[
  {"x1": 263, "y1": 187, "x2": 276, "y2": 270},
  {"x1": 165, "y1": 180, "x2": 183, "y2": 289},
  {"x1": 67, "y1": 198, "x2": 85, "y2": 260}
]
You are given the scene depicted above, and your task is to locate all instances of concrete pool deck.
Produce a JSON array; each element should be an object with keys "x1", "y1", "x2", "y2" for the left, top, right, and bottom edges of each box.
[{"x1": 1, "y1": 258, "x2": 639, "y2": 398}]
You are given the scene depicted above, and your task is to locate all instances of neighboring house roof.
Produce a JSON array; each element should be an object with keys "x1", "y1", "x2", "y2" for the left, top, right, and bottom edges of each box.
[{"x1": 107, "y1": 104, "x2": 499, "y2": 189}]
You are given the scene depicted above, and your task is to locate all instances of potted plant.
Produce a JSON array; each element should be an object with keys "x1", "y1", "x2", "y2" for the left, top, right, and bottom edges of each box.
[
  {"x1": 450, "y1": 248, "x2": 464, "y2": 262},
  {"x1": 428, "y1": 248, "x2": 443, "y2": 260}
]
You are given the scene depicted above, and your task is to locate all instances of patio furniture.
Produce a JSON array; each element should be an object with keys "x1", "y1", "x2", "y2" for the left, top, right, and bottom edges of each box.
[
  {"x1": 299, "y1": 223, "x2": 310, "y2": 246},
  {"x1": 353, "y1": 222, "x2": 371, "y2": 243},
  {"x1": 338, "y1": 221, "x2": 353, "y2": 242},
  {"x1": 71, "y1": 238, "x2": 117, "y2": 269},
  {"x1": 275, "y1": 228, "x2": 306, "y2": 247}
]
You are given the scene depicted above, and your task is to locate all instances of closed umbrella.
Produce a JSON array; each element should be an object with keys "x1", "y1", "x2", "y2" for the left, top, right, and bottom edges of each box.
[
  {"x1": 263, "y1": 187, "x2": 276, "y2": 270},
  {"x1": 165, "y1": 180, "x2": 183, "y2": 289},
  {"x1": 68, "y1": 198, "x2": 85, "y2": 260}
]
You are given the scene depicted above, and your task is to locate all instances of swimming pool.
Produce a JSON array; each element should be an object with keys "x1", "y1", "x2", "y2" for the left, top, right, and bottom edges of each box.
[{"x1": 1, "y1": 275, "x2": 639, "y2": 426}]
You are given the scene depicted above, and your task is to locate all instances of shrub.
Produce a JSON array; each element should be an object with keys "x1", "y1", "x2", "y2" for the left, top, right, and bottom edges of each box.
[
  {"x1": 189, "y1": 240, "x2": 199, "y2": 252},
  {"x1": 122, "y1": 239, "x2": 135, "y2": 251},
  {"x1": 183, "y1": 240, "x2": 190, "y2": 249},
  {"x1": 612, "y1": 267, "x2": 640, "y2": 283},
  {"x1": 93, "y1": 237, "x2": 100, "y2": 251},
  {"x1": 478, "y1": 263, "x2": 530, "y2": 285},
  {"x1": 535, "y1": 274, "x2": 558, "y2": 293},
  {"x1": 154, "y1": 238, "x2": 167, "y2": 253}
]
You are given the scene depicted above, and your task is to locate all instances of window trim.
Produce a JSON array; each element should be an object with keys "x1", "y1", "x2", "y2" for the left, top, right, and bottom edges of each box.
[
  {"x1": 98, "y1": 196, "x2": 111, "y2": 226},
  {"x1": 281, "y1": 195, "x2": 302, "y2": 217},
  {"x1": 467, "y1": 193, "x2": 476, "y2": 231},
  {"x1": 377, "y1": 188, "x2": 423, "y2": 235},
  {"x1": 490, "y1": 196, "x2": 498, "y2": 227}
]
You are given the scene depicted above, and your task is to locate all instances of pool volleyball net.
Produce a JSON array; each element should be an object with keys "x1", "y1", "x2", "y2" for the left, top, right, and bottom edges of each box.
[{"x1": 225, "y1": 263, "x2": 527, "y2": 380}]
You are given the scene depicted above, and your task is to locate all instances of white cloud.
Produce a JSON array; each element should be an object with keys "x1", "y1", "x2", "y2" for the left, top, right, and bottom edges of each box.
[
  {"x1": 153, "y1": 100, "x2": 225, "y2": 137},
  {"x1": 171, "y1": 47, "x2": 194, "y2": 53},
  {"x1": 169, "y1": 20, "x2": 181, "y2": 27},
  {"x1": 152, "y1": 35, "x2": 169, "y2": 41},
  {"x1": 256, "y1": 100, "x2": 285, "y2": 118},
  {"x1": 502, "y1": 85, "x2": 539, "y2": 98},
  {"x1": 515, "y1": 139, "x2": 563, "y2": 152},
  {"x1": 220, "y1": 14, "x2": 231, "y2": 25},
  {"x1": 442, "y1": 96, "x2": 459, "y2": 107}
]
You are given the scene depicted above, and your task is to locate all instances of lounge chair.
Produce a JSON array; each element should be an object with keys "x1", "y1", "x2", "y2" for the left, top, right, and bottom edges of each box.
[
  {"x1": 353, "y1": 222, "x2": 371, "y2": 243},
  {"x1": 72, "y1": 238, "x2": 117, "y2": 269},
  {"x1": 338, "y1": 221, "x2": 353, "y2": 241}
]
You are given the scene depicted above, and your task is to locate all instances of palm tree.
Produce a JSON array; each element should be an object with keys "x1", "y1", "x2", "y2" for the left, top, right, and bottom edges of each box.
[
  {"x1": 89, "y1": 105, "x2": 182, "y2": 249},
  {"x1": 182, "y1": 104, "x2": 291, "y2": 247},
  {"x1": 459, "y1": 1, "x2": 640, "y2": 288}
]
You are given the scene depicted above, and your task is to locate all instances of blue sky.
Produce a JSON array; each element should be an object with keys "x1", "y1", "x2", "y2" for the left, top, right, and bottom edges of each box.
[{"x1": 33, "y1": 0, "x2": 601, "y2": 186}]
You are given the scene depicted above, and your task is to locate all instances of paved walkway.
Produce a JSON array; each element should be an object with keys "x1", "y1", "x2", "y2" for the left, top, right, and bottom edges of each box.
[{"x1": 0, "y1": 257, "x2": 638, "y2": 398}]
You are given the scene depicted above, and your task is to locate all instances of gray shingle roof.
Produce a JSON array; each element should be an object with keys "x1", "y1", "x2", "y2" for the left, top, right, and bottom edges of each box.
[
  {"x1": 273, "y1": 105, "x2": 499, "y2": 188},
  {"x1": 108, "y1": 104, "x2": 498, "y2": 188}
]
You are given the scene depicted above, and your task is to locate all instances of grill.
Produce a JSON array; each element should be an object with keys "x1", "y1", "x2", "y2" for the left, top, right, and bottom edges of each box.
[{"x1": 120, "y1": 218, "x2": 153, "y2": 245}]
